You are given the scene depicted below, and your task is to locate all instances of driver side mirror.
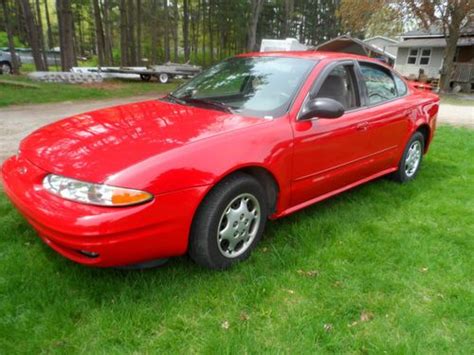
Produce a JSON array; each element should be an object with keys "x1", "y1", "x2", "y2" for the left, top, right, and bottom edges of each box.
[{"x1": 299, "y1": 98, "x2": 345, "y2": 120}]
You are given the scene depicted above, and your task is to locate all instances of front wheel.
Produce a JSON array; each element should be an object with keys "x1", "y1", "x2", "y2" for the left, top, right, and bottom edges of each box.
[
  {"x1": 391, "y1": 132, "x2": 425, "y2": 183},
  {"x1": 189, "y1": 173, "x2": 268, "y2": 270}
]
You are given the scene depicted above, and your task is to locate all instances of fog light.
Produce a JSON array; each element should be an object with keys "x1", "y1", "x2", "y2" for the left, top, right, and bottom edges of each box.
[{"x1": 79, "y1": 250, "x2": 99, "y2": 258}]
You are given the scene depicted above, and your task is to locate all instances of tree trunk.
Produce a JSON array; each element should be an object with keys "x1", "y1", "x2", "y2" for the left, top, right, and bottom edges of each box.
[
  {"x1": 76, "y1": 10, "x2": 85, "y2": 56},
  {"x1": 191, "y1": 0, "x2": 199, "y2": 62},
  {"x1": 92, "y1": 0, "x2": 106, "y2": 67},
  {"x1": 172, "y1": 0, "x2": 179, "y2": 62},
  {"x1": 201, "y1": 0, "x2": 206, "y2": 66},
  {"x1": 35, "y1": 0, "x2": 49, "y2": 69},
  {"x1": 247, "y1": 0, "x2": 264, "y2": 52},
  {"x1": 56, "y1": 0, "x2": 77, "y2": 71},
  {"x1": 164, "y1": 0, "x2": 170, "y2": 62},
  {"x1": 127, "y1": 0, "x2": 136, "y2": 66},
  {"x1": 150, "y1": 0, "x2": 159, "y2": 64},
  {"x1": 439, "y1": 16, "x2": 462, "y2": 92},
  {"x1": 19, "y1": 0, "x2": 47, "y2": 71},
  {"x1": 136, "y1": 0, "x2": 142, "y2": 65},
  {"x1": 119, "y1": 0, "x2": 128, "y2": 66},
  {"x1": 102, "y1": 0, "x2": 114, "y2": 65},
  {"x1": 208, "y1": 0, "x2": 214, "y2": 63},
  {"x1": 73, "y1": 7, "x2": 82, "y2": 58},
  {"x1": 15, "y1": 1, "x2": 29, "y2": 47},
  {"x1": 1, "y1": 0, "x2": 20, "y2": 74},
  {"x1": 44, "y1": 0, "x2": 54, "y2": 49},
  {"x1": 183, "y1": 0, "x2": 190, "y2": 61},
  {"x1": 283, "y1": 0, "x2": 294, "y2": 38}
]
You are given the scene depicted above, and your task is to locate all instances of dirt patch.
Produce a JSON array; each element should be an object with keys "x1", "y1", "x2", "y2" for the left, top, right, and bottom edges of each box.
[
  {"x1": 0, "y1": 94, "x2": 158, "y2": 163},
  {"x1": 78, "y1": 81, "x2": 125, "y2": 90}
]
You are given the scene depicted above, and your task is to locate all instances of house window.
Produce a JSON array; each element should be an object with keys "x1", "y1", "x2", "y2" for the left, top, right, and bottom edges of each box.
[
  {"x1": 407, "y1": 49, "x2": 418, "y2": 64},
  {"x1": 407, "y1": 48, "x2": 431, "y2": 65},
  {"x1": 420, "y1": 49, "x2": 431, "y2": 65}
]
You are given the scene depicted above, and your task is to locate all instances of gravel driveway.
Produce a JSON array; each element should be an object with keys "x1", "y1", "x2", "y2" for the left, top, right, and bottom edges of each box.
[
  {"x1": 0, "y1": 94, "x2": 158, "y2": 164},
  {"x1": 0, "y1": 97, "x2": 472, "y2": 164},
  {"x1": 438, "y1": 104, "x2": 474, "y2": 129}
]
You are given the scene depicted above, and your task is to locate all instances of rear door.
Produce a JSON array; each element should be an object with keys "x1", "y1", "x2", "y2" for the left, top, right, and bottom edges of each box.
[{"x1": 355, "y1": 61, "x2": 412, "y2": 172}]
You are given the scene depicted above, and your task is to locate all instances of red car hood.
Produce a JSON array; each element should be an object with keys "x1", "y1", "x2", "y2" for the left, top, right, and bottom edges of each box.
[{"x1": 20, "y1": 99, "x2": 263, "y2": 183}]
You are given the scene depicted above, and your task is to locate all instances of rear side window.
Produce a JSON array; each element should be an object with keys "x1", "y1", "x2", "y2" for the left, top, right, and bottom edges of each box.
[
  {"x1": 360, "y1": 63, "x2": 397, "y2": 105},
  {"x1": 394, "y1": 74, "x2": 407, "y2": 96}
]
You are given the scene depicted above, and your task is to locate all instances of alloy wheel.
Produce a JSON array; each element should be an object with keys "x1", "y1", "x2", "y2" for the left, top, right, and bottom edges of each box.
[
  {"x1": 217, "y1": 193, "x2": 261, "y2": 258},
  {"x1": 405, "y1": 140, "x2": 422, "y2": 177}
]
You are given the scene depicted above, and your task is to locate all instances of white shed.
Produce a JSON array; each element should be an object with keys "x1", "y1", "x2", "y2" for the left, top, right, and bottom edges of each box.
[{"x1": 260, "y1": 38, "x2": 308, "y2": 52}]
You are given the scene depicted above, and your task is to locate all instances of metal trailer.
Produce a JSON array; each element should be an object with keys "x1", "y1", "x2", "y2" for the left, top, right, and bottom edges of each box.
[{"x1": 90, "y1": 63, "x2": 202, "y2": 83}]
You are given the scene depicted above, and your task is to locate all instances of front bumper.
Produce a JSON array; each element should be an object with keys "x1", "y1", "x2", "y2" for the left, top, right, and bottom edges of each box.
[{"x1": 1, "y1": 155, "x2": 207, "y2": 267}]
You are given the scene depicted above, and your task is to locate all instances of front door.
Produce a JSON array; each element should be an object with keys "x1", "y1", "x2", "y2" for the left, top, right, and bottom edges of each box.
[{"x1": 290, "y1": 62, "x2": 374, "y2": 207}]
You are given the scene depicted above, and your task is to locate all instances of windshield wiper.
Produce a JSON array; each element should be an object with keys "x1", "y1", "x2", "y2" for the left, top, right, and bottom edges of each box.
[
  {"x1": 181, "y1": 97, "x2": 235, "y2": 113},
  {"x1": 165, "y1": 93, "x2": 235, "y2": 113},
  {"x1": 165, "y1": 93, "x2": 186, "y2": 105}
]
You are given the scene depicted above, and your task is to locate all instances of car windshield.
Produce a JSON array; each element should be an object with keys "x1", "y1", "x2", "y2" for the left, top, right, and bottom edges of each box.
[{"x1": 169, "y1": 56, "x2": 316, "y2": 118}]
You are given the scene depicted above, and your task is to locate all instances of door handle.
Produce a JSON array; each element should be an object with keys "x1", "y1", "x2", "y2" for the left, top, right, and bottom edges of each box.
[{"x1": 356, "y1": 121, "x2": 369, "y2": 131}]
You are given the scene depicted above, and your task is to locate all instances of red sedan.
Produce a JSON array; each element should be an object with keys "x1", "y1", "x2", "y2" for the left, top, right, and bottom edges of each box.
[{"x1": 1, "y1": 52, "x2": 439, "y2": 269}]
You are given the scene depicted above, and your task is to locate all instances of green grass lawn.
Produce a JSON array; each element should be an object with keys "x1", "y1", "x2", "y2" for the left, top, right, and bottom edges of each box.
[
  {"x1": 0, "y1": 76, "x2": 178, "y2": 107},
  {"x1": 0, "y1": 126, "x2": 473, "y2": 353}
]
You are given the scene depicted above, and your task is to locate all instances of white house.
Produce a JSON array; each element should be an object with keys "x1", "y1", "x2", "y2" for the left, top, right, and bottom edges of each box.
[{"x1": 394, "y1": 27, "x2": 474, "y2": 90}]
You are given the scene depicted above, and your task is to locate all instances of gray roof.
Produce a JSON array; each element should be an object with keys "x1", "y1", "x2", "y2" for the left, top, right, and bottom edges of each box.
[
  {"x1": 363, "y1": 36, "x2": 399, "y2": 44},
  {"x1": 402, "y1": 26, "x2": 443, "y2": 37},
  {"x1": 402, "y1": 25, "x2": 474, "y2": 38},
  {"x1": 396, "y1": 37, "x2": 474, "y2": 48}
]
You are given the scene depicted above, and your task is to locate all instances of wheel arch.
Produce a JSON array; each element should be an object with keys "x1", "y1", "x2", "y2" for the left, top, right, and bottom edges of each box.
[
  {"x1": 195, "y1": 165, "x2": 281, "y2": 219},
  {"x1": 416, "y1": 123, "x2": 431, "y2": 153},
  {"x1": 237, "y1": 166, "x2": 280, "y2": 214}
]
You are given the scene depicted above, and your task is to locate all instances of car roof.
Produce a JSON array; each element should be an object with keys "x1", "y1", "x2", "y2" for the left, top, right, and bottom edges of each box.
[{"x1": 238, "y1": 50, "x2": 386, "y2": 64}]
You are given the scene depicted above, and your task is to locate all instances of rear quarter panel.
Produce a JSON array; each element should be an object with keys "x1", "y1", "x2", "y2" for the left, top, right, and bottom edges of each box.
[{"x1": 405, "y1": 89, "x2": 439, "y2": 152}]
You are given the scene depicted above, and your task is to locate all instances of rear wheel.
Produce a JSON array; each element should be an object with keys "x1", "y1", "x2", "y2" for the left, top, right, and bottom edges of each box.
[
  {"x1": 189, "y1": 173, "x2": 268, "y2": 270},
  {"x1": 391, "y1": 132, "x2": 424, "y2": 183},
  {"x1": 158, "y1": 73, "x2": 169, "y2": 84},
  {"x1": 140, "y1": 74, "x2": 151, "y2": 81},
  {"x1": 0, "y1": 62, "x2": 12, "y2": 75}
]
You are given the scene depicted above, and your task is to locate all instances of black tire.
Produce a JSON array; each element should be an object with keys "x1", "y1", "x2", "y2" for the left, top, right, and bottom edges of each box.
[
  {"x1": 0, "y1": 61, "x2": 12, "y2": 75},
  {"x1": 140, "y1": 74, "x2": 152, "y2": 81},
  {"x1": 391, "y1": 132, "x2": 425, "y2": 183},
  {"x1": 189, "y1": 173, "x2": 268, "y2": 270}
]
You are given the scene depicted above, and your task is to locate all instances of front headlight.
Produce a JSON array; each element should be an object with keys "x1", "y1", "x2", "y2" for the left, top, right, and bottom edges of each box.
[{"x1": 42, "y1": 174, "x2": 153, "y2": 207}]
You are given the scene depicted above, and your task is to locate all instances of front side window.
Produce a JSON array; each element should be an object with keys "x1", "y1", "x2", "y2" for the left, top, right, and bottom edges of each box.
[
  {"x1": 170, "y1": 56, "x2": 316, "y2": 118},
  {"x1": 315, "y1": 65, "x2": 360, "y2": 110},
  {"x1": 360, "y1": 63, "x2": 397, "y2": 105}
]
